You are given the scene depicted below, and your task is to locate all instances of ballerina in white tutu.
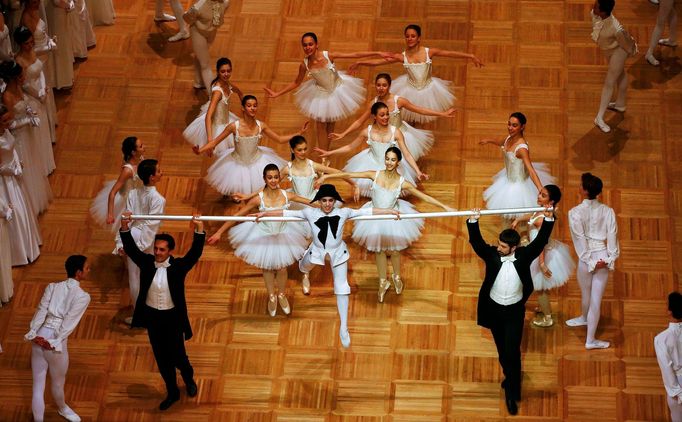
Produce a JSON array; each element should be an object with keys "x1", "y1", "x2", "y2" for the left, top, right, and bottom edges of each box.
[
  {"x1": 512, "y1": 185, "x2": 575, "y2": 327},
  {"x1": 89, "y1": 136, "x2": 145, "y2": 232},
  {"x1": 183, "y1": 57, "x2": 242, "y2": 157},
  {"x1": 264, "y1": 32, "x2": 388, "y2": 152},
  {"x1": 194, "y1": 94, "x2": 307, "y2": 196},
  {"x1": 329, "y1": 72, "x2": 457, "y2": 160},
  {"x1": 349, "y1": 24, "x2": 483, "y2": 124},
  {"x1": 317, "y1": 146, "x2": 455, "y2": 302},
  {"x1": 479, "y1": 112, "x2": 555, "y2": 221},
  {"x1": 317, "y1": 102, "x2": 426, "y2": 197},
  {"x1": 207, "y1": 164, "x2": 311, "y2": 317}
]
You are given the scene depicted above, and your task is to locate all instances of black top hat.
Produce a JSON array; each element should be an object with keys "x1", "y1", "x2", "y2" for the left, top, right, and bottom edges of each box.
[{"x1": 310, "y1": 184, "x2": 345, "y2": 203}]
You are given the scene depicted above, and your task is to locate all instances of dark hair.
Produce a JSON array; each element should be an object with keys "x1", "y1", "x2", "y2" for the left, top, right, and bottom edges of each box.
[
  {"x1": 371, "y1": 101, "x2": 388, "y2": 116},
  {"x1": 65, "y1": 255, "x2": 88, "y2": 278},
  {"x1": 154, "y1": 233, "x2": 175, "y2": 250},
  {"x1": 210, "y1": 57, "x2": 232, "y2": 87},
  {"x1": 404, "y1": 24, "x2": 422, "y2": 37},
  {"x1": 0, "y1": 104, "x2": 8, "y2": 116},
  {"x1": 385, "y1": 146, "x2": 402, "y2": 161},
  {"x1": 581, "y1": 172, "x2": 603, "y2": 199},
  {"x1": 13, "y1": 26, "x2": 33, "y2": 45},
  {"x1": 301, "y1": 32, "x2": 318, "y2": 43},
  {"x1": 669, "y1": 292, "x2": 682, "y2": 319},
  {"x1": 375, "y1": 73, "x2": 392, "y2": 86},
  {"x1": 289, "y1": 135, "x2": 307, "y2": 160},
  {"x1": 0, "y1": 61, "x2": 23, "y2": 83},
  {"x1": 122, "y1": 136, "x2": 138, "y2": 162},
  {"x1": 544, "y1": 184, "x2": 562, "y2": 205},
  {"x1": 263, "y1": 163, "x2": 280, "y2": 178},
  {"x1": 137, "y1": 159, "x2": 158, "y2": 185},
  {"x1": 597, "y1": 0, "x2": 615, "y2": 15},
  {"x1": 499, "y1": 229, "x2": 521, "y2": 248},
  {"x1": 241, "y1": 94, "x2": 257, "y2": 107},
  {"x1": 509, "y1": 112, "x2": 527, "y2": 126}
]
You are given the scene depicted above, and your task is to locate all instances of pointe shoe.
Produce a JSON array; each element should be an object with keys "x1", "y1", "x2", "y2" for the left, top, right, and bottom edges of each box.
[
  {"x1": 339, "y1": 328, "x2": 351, "y2": 348},
  {"x1": 532, "y1": 314, "x2": 554, "y2": 327},
  {"x1": 659, "y1": 38, "x2": 678, "y2": 47},
  {"x1": 58, "y1": 405, "x2": 81, "y2": 422},
  {"x1": 392, "y1": 274, "x2": 404, "y2": 295},
  {"x1": 154, "y1": 13, "x2": 176, "y2": 22},
  {"x1": 378, "y1": 278, "x2": 391, "y2": 303},
  {"x1": 607, "y1": 102, "x2": 626, "y2": 113},
  {"x1": 646, "y1": 54, "x2": 660, "y2": 66},
  {"x1": 267, "y1": 294, "x2": 277, "y2": 317},
  {"x1": 585, "y1": 339, "x2": 610, "y2": 349},
  {"x1": 277, "y1": 293, "x2": 291, "y2": 315},
  {"x1": 302, "y1": 273, "x2": 311, "y2": 295},
  {"x1": 168, "y1": 31, "x2": 190, "y2": 42},
  {"x1": 565, "y1": 316, "x2": 587, "y2": 327},
  {"x1": 594, "y1": 117, "x2": 611, "y2": 133}
]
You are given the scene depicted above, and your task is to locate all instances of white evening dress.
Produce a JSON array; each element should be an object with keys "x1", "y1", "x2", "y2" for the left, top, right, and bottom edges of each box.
[
  {"x1": 23, "y1": 59, "x2": 57, "y2": 175},
  {"x1": 183, "y1": 84, "x2": 238, "y2": 156},
  {"x1": 85, "y1": 0, "x2": 115, "y2": 25},
  {"x1": 70, "y1": 0, "x2": 96, "y2": 58},
  {"x1": 90, "y1": 163, "x2": 142, "y2": 232},
  {"x1": 44, "y1": 0, "x2": 75, "y2": 89},
  {"x1": 528, "y1": 214, "x2": 576, "y2": 290},
  {"x1": 32, "y1": 18, "x2": 59, "y2": 133},
  {"x1": 0, "y1": 196, "x2": 12, "y2": 302}
]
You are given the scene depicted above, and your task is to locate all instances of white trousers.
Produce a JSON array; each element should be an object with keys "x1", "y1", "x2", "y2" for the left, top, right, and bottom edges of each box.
[
  {"x1": 299, "y1": 253, "x2": 351, "y2": 295},
  {"x1": 576, "y1": 250, "x2": 610, "y2": 343},
  {"x1": 31, "y1": 327, "x2": 68, "y2": 421}
]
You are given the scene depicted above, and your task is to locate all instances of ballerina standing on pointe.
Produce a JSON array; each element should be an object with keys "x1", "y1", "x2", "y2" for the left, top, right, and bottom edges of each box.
[
  {"x1": 193, "y1": 94, "x2": 307, "y2": 197},
  {"x1": 183, "y1": 57, "x2": 242, "y2": 157},
  {"x1": 207, "y1": 164, "x2": 311, "y2": 317},
  {"x1": 317, "y1": 102, "x2": 426, "y2": 197},
  {"x1": 316, "y1": 146, "x2": 455, "y2": 302},
  {"x1": 329, "y1": 73, "x2": 456, "y2": 160},
  {"x1": 263, "y1": 32, "x2": 389, "y2": 153},
  {"x1": 349, "y1": 24, "x2": 483, "y2": 124},
  {"x1": 90, "y1": 136, "x2": 145, "y2": 232},
  {"x1": 479, "y1": 112, "x2": 555, "y2": 222}
]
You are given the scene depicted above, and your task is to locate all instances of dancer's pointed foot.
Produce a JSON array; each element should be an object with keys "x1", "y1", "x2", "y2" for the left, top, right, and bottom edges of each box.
[{"x1": 594, "y1": 117, "x2": 611, "y2": 133}]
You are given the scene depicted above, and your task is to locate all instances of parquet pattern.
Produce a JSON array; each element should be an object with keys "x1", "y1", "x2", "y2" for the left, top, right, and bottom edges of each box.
[{"x1": 0, "y1": 0, "x2": 679, "y2": 420}]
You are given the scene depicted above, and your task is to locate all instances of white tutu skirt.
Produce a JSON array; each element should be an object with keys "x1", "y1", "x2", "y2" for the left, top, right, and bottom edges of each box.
[
  {"x1": 530, "y1": 239, "x2": 576, "y2": 291},
  {"x1": 352, "y1": 200, "x2": 424, "y2": 252},
  {"x1": 89, "y1": 179, "x2": 124, "y2": 233},
  {"x1": 294, "y1": 72, "x2": 366, "y2": 122},
  {"x1": 483, "y1": 163, "x2": 555, "y2": 218},
  {"x1": 391, "y1": 76, "x2": 454, "y2": 124},
  {"x1": 400, "y1": 122, "x2": 434, "y2": 160},
  {"x1": 343, "y1": 151, "x2": 418, "y2": 198},
  {"x1": 228, "y1": 221, "x2": 309, "y2": 270},
  {"x1": 182, "y1": 103, "x2": 237, "y2": 157},
  {"x1": 205, "y1": 148, "x2": 286, "y2": 195}
]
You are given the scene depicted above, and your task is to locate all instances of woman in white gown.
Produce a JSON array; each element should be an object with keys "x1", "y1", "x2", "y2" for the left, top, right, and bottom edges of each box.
[
  {"x1": 317, "y1": 147, "x2": 455, "y2": 302},
  {"x1": 0, "y1": 194, "x2": 13, "y2": 303},
  {"x1": 44, "y1": 0, "x2": 75, "y2": 89},
  {"x1": 330, "y1": 73, "x2": 457, "y2": 160},
  {"x1": 0, "y1": 61, "x2": 53, "y2": 215},
  {"x1": 349, "y1": 24, "x2": 483, "y2": 124},
  {"x1": 193, "y1": 95, "x2": 307, "y2": 196},
  {"x1": 479, "y1": 112, "x2": 555, "y2": 220},
  {"x1": 0, "y1": 13, "x2": 13, "y2": 62},
  {"x1": 0, "y1": 105, "x2": 42, "y2": 266},
  {"x1": 207, "y1": 164, "x2": 311, "y2": 317},
  {"x1": 85, "y1": 0, "x2": 115, "y2": 25},
  {"x1": 183, "y1": 57, "x2": 242, "y2": 156},
  {"x1": 317, "y1": 102, "x2": 426, "y2": 197},
  {"x1": 90, "y1": 136, "x2": 145, "y2": 232},
  {"x1": 512, "y1": 185, "x2": 574, "y2": 328},
  {"x1": 70, "y1": 0, "x2": 96, "y2": 59}
]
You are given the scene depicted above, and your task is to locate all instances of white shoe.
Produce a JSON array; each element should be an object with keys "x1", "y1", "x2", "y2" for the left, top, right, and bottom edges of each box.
[
  {"x1": 377, "y1": 278, "x2": 391, "y2": 303},
  {"x1": 58, "y1": 405, "x2": 81, "y2": 422},
  {"x1": 168, "y1": 31, "x2": 190, "y2": 42},
  {"x1": 585, "y1": 339, "x2": 610, "y2": 349},
  {"x1": 565, "y1": 316, "x2": 587, "y2": 327},
  {"x1": 594, "y1": 117, "x2": 611, "y2": 133},
  {"x1": 659, "y1": 38, "x2": 678, "y2": 47},
  {"x1": 302, "y1": 273, "x2": 311, "y2": 295},
  {"x1": 607, "y1": 102, "x2": 626, "y2": 113},
  {"x1": 392, "y1": 274, "x2": 404, "y2": 295},
  {"x1": 277, "y1": 293, "x2": 291, "y2": 315},
  {"x1": 154, "y1": 13, "x2": 176, "y2": 22},
  {"x1": 646, "y1": 54, "x2": 660, "y2": 66},
  {"x1": 339, "y1": 328, "x2": 351, "y2": 348},
  {"x1": 267, "y1": 294, "x2": 277, "y2": 317},
  {"x1": 124, "y1": 316, "x2": 133, "y2": 325},
  {"x1": 649, "y1": 0, "x2": 659, "y2": 4}
]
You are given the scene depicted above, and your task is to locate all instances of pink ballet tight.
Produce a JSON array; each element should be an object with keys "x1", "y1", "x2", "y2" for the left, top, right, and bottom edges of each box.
[
  {"x1": 646, "y1": 0, "x2": 678, "y2": 57},
  {"x1": 375, "y1": 251, "x2": 401, "y2": 279},
  {"x1": 31, "y1": 327, "x2": 68, "y2": 422}
]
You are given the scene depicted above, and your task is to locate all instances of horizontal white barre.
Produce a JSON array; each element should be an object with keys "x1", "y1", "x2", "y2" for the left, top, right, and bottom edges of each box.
[{"x1": 127, "y1": 206, "x2": 552, "y2": 222}]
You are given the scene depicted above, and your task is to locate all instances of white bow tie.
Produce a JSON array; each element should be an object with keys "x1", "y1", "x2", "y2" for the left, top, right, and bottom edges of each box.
[
  {"x1": 500, "y1": 255, "x2": 516, "y2": 263},
  {"x1": 154, "y1": 259, "x2": 170, "y2": 269}
]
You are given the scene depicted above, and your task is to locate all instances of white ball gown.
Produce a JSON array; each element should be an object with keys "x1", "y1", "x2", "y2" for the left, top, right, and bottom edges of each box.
[
  {"x1": 23, "y1": 59, "x2": 57, "y2": 175},
  {"x1": 205, "y1": 120, "x2": 286, "y2": 195},
  {"x1": 378, "y1": 95, "x2": 434, "y2": 160},
  {"x1": 0, "y1": 25, "x2": 12, "y2": 62},
  {"x1": 228, "y1": 190, "x2": 309, "y2": 270},
  {"x1": 482, "y1": 137, "x2": 555, "y2": 218},
  {"x1": 85, "y1": 0, "x2": 115, "y2": 25},
  {"x1": 342, "y1": 125, "x2": 417, "y2": 197},
  {"x1": 44, "y1": 0, "x2": 75, "y2": 89},
  {"x1": 528, "y1": 214, "x2": 576, "y2": 290},
  {"x1": 352, "y1": 172, "x2": 424, "y2": 252},
  {"x1": 294, "y1": 51, "x2": 366, "y2": 122},
  {"x1": 90, "y1": 163, "x2": 142, "y2": 232},
  {"x1": 70, "y1": 0, "x2": 96, "y2": 58},
  {"x1": 32, "y1": 17, "x2": 59, "y2": 134},
  {"x1": 183, "y1": 84, "x2": 238, "y2": 156},
  {"x1": 390, "y1": 48, "x2": 455, "y2": 124},
  {"x1": 0, "y1": 196, "x2": 13, "y2": 303}
]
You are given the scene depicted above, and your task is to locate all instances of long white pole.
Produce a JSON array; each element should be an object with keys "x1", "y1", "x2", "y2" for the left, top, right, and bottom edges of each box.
[{"x1": 127, "y1": 206, "x2": 552, "y2": 222}]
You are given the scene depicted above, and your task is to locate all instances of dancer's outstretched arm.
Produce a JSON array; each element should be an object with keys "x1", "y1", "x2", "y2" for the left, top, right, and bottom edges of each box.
[
  {"x1": 263, "y1": 63, "x2": 307, "y2": 99},
  {"x1": 207, "y1": 196, "x2": 261, "y2": 245},
  {"x1": 401, "y1": 182, "x2": 455, "y2": 212},
  {"x1": 261, "y1": 120, "x2": 309, "y2": 144},
  {"x1": 429, "y1": 48, "x2": 484, "y2": 67}
]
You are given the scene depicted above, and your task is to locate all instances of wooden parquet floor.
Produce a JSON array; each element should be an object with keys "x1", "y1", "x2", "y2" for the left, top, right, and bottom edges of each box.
[{"x1": 1, "y1": 0, "x2": 680, "y2": 420}]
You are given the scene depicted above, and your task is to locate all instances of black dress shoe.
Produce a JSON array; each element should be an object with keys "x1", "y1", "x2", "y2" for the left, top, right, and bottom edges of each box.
[
  {"x1": 186, "y1": 380, "x2": 198, "y2": 397},
  {"x1": 501, "y1": 379, "x2": 506, "y2": 389},
  {"x1": 159, "y1": 394, "x2": 180, "y2": 411},
  {"x1": 505, "y1": 398, "x2": 518, "y2": 415}
]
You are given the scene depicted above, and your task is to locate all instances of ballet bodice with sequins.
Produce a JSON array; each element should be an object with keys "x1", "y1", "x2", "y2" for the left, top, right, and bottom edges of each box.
[
  {"x1": 402, "y1": 48, "x2": 432, "y2": 90},
  {"x1": 119, "y1": 163, "x2": 142, "y2": 197},
  {"x1": 232, "y1": 120, "x2": 263, "y2": 164},
  {"x1": 366, "y1": 125, "x2": 398, "y2": 163},
  {"x1": 258, "y1": 190, "x2": 290, "y2": 234},
  {"x1": 304, "y1": 51, "x2": 341, "y2": 93},
  {"x1": 370, "y1": 171, "x2": 402, "y2": 209},
  {"x1": 501, "y1": 136, "x2": 529, "y2": 182},
  {"x1": 211, "y1": 84, "x2": 232, "y2": 127},
  {"x1": 375, "y1": 95, "x2": 405, "y2": 129},
  {"x1": 287, "y1": 159, "x2": 317, "y2": 200}
]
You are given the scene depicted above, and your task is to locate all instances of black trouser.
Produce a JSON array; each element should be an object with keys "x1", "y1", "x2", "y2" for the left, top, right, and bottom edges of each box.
[
  {"x1": 489, "y1": 300, "x2": 525, "y2": 402},
  {"x1": 145, "y1": 306, "x2": 193, "y2": 396}
]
